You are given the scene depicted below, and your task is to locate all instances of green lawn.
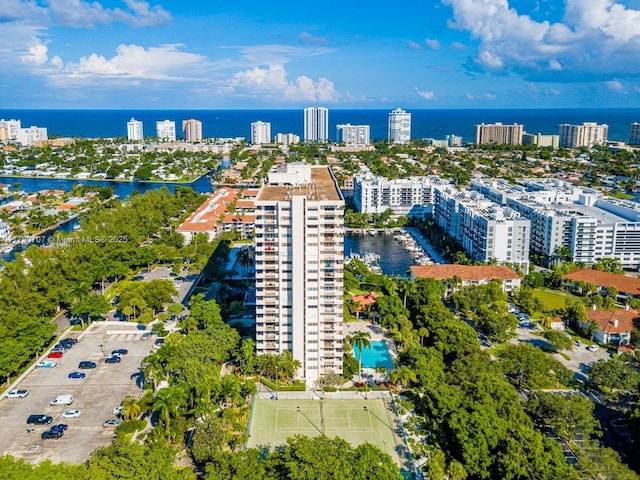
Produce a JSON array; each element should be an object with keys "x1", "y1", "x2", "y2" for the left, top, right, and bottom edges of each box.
[
  {"x1": 531, "y1": 287, "x2": 581, "y2": 314},
  {"x1": 247, "y1": 397, "x2": 408, "y2": 471}
]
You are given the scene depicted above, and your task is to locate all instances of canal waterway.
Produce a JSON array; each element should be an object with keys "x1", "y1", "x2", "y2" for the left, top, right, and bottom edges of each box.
[{"x1": 344, "y1": 231, "x2": 416, "y2": 276}]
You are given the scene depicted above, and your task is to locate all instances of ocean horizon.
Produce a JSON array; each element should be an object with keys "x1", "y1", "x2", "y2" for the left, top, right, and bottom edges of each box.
[{"x1": 1, "y1": 108, "x2": 639, "y2": 144}]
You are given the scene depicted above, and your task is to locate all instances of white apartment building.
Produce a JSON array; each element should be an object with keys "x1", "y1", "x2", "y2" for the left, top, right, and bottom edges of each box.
[
  {"x1": 182, "y1": 119, "x2": 202, "y2": 142},
  {"x1": 251, "y1": 121, "x2": 272, "y2": 145},
  {"x1": 336, "y1": 124, "x2": 370, "y2": 145},
  {"x1": 559, "y1": 122, "x2": 608, "y2": 148},
  {"x1": 304, "y1": 107, "x2": 329, "y2": 142},
  {"x1": 472, "y1": 178, "x2": 640, "y2": 269},
  {"x1": 433, "y1": 187, "x2": 531, "y2": 272},
  {"x1": 127, "y1": 118, "x2": 143, "y2": 141},
  {"x1": 0, "y1": 119, "x2": 21, "y2": 142},
  {"x1": 630, "y1": 122, "x2": 640, "y2": 146},
  {"x1": 522, "y1": 133, "x2": 559, "y2": 148},
  {"x1": 353, "y1": 171, "x2": 449, "y2": 217},
  {"x1": 388, "y1": 108, "x2": 411, "y2": 144},
  {"x1": 0, "y1": 220, "x2": 10, "y2": 241},
  {"x1": 156, "y1": 120, "x2": 176, "y2": 142},
  {"x1": 474, "y1": 122, "x2": 523, "y2": 145},
  {"x1": 255, "y1": 163, "x2": 344, "y2": 388},
  {"x1": 275, "y1": 133, "x2": 300, "y2": 146},
  {"x1": 15, "y1": 126, "x2": 48, "y2": 147}
]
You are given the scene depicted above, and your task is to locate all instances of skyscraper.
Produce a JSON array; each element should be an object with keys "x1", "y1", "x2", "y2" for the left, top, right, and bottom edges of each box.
[
  {"x1": 156, "y1": 120, "x2": 176, "y2": 142},
  {"x1": 474, "y1": 122, "x2": 523, "y2": 145},
  {"x1": 559, "y1": 122, "x2": 608, "y2": 148},
  {"x1": 304, "y1": 107, "x2": 329, "y2": 142},
  {"x1": 251, "y1": 121, "x2": 271, "y2": 145},
  {"x1": 629, "y1": 122, "x2": 640, "y2": 146},
  {"x1": 182, "y1": 119, "x2": 203, "y2": 142},
  {"x1": 388, "y1": 108, "x2": 411, "y2": 144},
  {"x1": 127, "y1": 118, "x2": 143, "y2": 141},
  {"x1": 255, "y1": 163, "x2": 344, "y2": 388},
  {"x1": 336, "y1": 124, "x2": 370, "y2": 145}
]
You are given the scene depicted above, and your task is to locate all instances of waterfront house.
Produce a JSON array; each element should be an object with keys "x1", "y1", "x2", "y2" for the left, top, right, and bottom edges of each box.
[{"x1": 410, "y1": 264, "x2": 522, "y2": 293}]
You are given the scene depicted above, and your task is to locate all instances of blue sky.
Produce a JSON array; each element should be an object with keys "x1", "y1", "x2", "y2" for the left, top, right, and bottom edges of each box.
[{"x1": 2, "y1": 0, "x2": 640, "y2": 109}]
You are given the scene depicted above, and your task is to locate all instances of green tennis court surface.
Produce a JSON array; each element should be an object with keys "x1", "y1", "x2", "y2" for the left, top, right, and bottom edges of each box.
[{"x1": 247, "y1": 397, "x2": 408, "y2": 469}]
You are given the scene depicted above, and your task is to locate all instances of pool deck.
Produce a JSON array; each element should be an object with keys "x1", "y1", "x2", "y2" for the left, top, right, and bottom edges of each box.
[{"x1": 345, "y1": 321, "x2": 398, "y2": 383}]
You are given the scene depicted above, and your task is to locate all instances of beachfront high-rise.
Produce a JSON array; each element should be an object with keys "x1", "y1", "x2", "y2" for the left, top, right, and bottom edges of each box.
[
  {"x1": 127, "y1": 118, "x2": 143, "y2": 141},
  {"x1": 559, "y1": 122, "x2": 608, "y2": 148},
  {"x1": 156, "y1": 120, "x2": 176, "y2": 142},
  {"x1": 629, "y1": 122, "x2": 640, "y2": 146},
  {"x1": 182, "y1": 119, "x2": 202, "y2": 142},
  {"x1": 254, "y1": 163, "x2": 344, "y2": 388},
  {"x1": 336, "y1": 124, "x2": 370, "y2": 145},
  {"x1": 251, "y1": 121, "x2": 271, "y2": 145},
  {"x1": 388, "y1": 108, "x2": 411, "y2": 144},
  {"x1": 303, "y1": 107, "x2": 329, "y2": 142},
  {"x1": 474, "y1": 122, "x2": 523, "y2": 145}
]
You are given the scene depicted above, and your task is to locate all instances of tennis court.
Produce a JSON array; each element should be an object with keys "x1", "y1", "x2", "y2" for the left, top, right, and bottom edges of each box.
[{"x1": 247, "y1": 396, "x2": 409, "y2": 470}]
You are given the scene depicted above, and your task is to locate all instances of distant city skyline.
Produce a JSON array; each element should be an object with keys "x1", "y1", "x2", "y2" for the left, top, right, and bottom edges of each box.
[{"x1": 2, "y1": 1, "x2": 640, "y2": 110}]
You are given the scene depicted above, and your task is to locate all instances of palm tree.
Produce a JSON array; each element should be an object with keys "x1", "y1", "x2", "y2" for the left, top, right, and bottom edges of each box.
[
  {"x1": 121, "y1": 396, "x2": 142, "y2": 421},
  {"x1": 236, "y1": 245, "x2": 254, "y2": 285},
  {"x1": 151, "y1": 386, "x2": 186, "y2": 434},
  {"x1": 350, "y1": 331, "x2": 371, "y2": 383},
  {"x1": 390, "y1": 366, "x2": 417, "y2": 389},
  {"x1": 218, "y1": 375, "x2": 241, "y2": 409}
]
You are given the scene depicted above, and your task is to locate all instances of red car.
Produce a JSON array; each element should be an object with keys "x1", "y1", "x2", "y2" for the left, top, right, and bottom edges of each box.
[{"x1": 47, "y1": 351, "x2": 63, "y2": 359}]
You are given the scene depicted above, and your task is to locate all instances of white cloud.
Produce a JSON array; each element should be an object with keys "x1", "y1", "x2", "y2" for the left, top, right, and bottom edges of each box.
[
  {"x1": 425, "y1": 38, "x2": 441, "y2": 50},
  {"x1": 450, "y1": 41, "x2": 466, "y2": 49},
  {"x1": 299, "y1": 32, "x2": 328, "y2": 46},
  {"x1": 442, "y1": 0, "x2": 640, "y2": 79},
  {"x1": 407, "y1": 40, "x2": 421, "y2": 49},
  {"x1": 21, "y1": 43, "x2": 49, "y2": 66},
  {"x1": 46, "y1": 0, "x2": 171, "y2": 28},
  {"x1": 414, "y1": 87, "x2": 436, "y2": 100},
  {"x1": 229, "y1": 64, "x2": 337, "y2": 102},
  {"x1": 466, "y1": 92, "x2": 497, "y2": 100},
  {"x1": 62, "y1": 44, "x2": 207, "y2": 80},
  {"x1": 606, "y1": 79, "x2": 625, "y2": 91}
]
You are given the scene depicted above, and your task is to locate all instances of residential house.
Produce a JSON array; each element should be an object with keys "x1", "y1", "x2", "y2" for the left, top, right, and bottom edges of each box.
[{"x1": 409, "y1": 264, "x2": 522, "y2": 293}]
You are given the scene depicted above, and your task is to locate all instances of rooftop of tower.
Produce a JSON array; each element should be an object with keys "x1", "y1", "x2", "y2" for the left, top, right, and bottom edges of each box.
[{"x1": 256, "y1": 163, "x2": 343, "y2": 202}]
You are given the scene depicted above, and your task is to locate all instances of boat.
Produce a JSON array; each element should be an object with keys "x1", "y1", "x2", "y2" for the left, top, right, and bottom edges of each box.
[
  {"x1": 368, "y1": 229, "x2": 377, "y2": 236},
  {"x1": 0, "y1": 244, "x2": 13, "y2": 254}
]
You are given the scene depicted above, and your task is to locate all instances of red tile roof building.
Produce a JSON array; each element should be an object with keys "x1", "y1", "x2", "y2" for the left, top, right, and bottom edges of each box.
[
  {"x1": 410, "y1": 264, "x2": 522, "y2": 292},
  {"x1": 176, "y1": 187, "x2": 257, "y2": 243},
  {"x1": 582, "y1": 308, "x2": 639, "y2": 346},
  {"x1": 562, "y1": 269, "x2": 640, "y2": 298}
]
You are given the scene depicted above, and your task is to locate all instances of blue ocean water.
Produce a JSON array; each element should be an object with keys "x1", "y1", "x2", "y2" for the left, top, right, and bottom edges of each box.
[{"x1": 1, "y1": 108, "x2": 639, "y2": 143}]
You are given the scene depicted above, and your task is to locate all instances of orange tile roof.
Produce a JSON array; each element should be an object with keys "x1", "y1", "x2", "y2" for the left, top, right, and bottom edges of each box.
[
  {"x1": 585, "y1": 309, "x2": 639, "y2": 334},
  {"x1": 352, "y1": 293, "x2": 378, "y2": 310},
  {"x1": 563, "y1": 269, "x2": 640, "y2": 296},
  {"x1": 410, "y1": 264, "x2": 521, "y2": 281},
  {"x1": 176, "y1": 187, "x2": 256, "y2": 233}
]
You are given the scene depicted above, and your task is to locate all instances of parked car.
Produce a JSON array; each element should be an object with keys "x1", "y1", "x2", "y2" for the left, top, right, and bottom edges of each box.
[
  {"x1": 587, "y1": 345, "x2": 599, "y2": 352},
  {"x1": 36, "y1": 360, "x2": 57, "y2": 368},
  {"x1": 60, "y1": 338, "x2": 78, "y2": 346},
  {"x1": 53, "y1": 344, "x2": 69, "y2": 351},
  {"x1": 5, "y1": 389, "x2": 29, "y2": 399},
  {"x1": 41, "y1": 429, "x2": 64, "y2": 440},
  {"x1": 111, "y1": 349, "x2": 128, "y2": 356},
  {"x1": 50, "y1": 423, "x2": 68, "y2": 433},
  {"x1": 113, "y1": 406, "x2": 123, "y2": 416},
  {"x1": 26, "y1": 414, "x2": 53, "y2": 425},
  {"x1": 153, "y1": 338, "x2": 165, "y2": 349},
  {"x1": 47, "y1": 351, "x2": 63, "y2": 359},
  {"x1": 104, "y1": 356, "x2": 121, "y2": 364},
  {"x1": 141, "y1": 332, "x2": 151, "y2": 340},
  {"x1": 68, "y1": 371, "x2": 86, "y2": 379},
  {"x1": 78, "y1": 361, "x2": 97, "y2": 369},
  {"x1": 51, "y1": 394, "x2": 74, "y2": 406},
  {"x1": 103, "y1": 419, "x2": 121, "y2": 428},
  {"x1": 62, "y1": 409, "x2": 81, "y2": 418}
]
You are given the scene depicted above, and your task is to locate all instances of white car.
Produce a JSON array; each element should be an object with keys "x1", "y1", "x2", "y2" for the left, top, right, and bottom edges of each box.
[
  {"x1": 62, "y1": 409, "x2": 81, "y2": 418},
  {"x1": 5, "y1": 389, "x2": 29, "y2": 399},
  {"x1": 586, "y1": 345, "x2": 599, "y2": 352},
  {"x1": 36, "y1": 360, "x2": 57, "y2": 368},
  {"x1": 113, "y1": 406, "x2": 123, "y2": 416}
]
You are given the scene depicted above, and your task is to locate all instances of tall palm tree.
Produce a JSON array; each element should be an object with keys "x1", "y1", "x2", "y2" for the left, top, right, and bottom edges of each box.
[
  {"x1": 236, "y1": 246, "x2": 254, "y2": 285},
  {"x1": 151, "y1": 386, "x2": 186, "y2": 434},
  {"x1": 350, "y1": 331, "x2": 371, "y2": 383},
  {"x1": 390, "y1": 366, "x2": 417, "y2": 389},
  {"x1": 121, "y1": 396, "x2": 142, "y2": 421}
]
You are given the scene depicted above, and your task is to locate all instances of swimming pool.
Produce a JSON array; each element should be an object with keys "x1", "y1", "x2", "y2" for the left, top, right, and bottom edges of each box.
[{"x1": 353, "y1": 340, "x2": 394, "y2": 369}]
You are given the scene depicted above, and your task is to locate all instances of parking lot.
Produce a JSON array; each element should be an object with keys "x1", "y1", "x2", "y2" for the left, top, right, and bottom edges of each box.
[{"x1": 0, "y1": 322, "x2": 156, "y2": 464}]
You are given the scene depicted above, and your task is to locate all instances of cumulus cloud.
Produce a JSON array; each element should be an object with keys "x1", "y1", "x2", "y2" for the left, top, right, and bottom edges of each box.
[
  {"x1": 606, "y1": 79, "x2": 625, "y2": 91},
  {"x1": 407, "y1": 40, "x2": 421, "y2": 49},
  {"x1": 414, "y1": 87, "x2": 436, "y2": 100},
  {"x1": 466, "y1": 92, "x2": 497, "y2": 100},
  {"x1": 442, "y1": 0, "x2": 640, "y2": 79},
  {"x1": 229, "y1": 64, "x2": 337, "y2": 102},
  {"x1": 299, "y1": 32, "x2": 328, "y2": 46},
  {"x1": 46, "y1": 0, "x2": 171, "y2": 28},
  {"x1": 62, "y1": 44, "x2": 207, "y2": 80},
  {"x1": 425, "y1": 38, "x2": 441, "y2": 49}
]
